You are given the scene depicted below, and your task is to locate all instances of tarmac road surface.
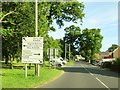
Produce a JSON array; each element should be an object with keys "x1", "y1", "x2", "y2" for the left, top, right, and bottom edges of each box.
[{"x1": 38, "y1": 60, "x2": 119, "y2": 90}]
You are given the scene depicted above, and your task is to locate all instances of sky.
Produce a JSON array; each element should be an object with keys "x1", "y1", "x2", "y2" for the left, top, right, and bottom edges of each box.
[{"x1": 48, "y1": 1, "x2": 119, "y2": 52}]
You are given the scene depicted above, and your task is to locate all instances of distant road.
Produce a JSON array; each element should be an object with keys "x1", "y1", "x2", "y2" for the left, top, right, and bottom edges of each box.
[{"x1": 38, "y1": 60, "x2": 119, "y2": 89}]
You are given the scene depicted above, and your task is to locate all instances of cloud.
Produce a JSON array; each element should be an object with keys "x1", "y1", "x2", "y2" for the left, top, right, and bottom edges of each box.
[{"x1": 81, "y1": 8, "x2": 118, "y2": 29}]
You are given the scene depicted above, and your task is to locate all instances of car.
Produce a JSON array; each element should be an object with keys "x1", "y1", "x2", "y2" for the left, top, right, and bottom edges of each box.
[
  {"x1": 49, "y1": 58, "x2": 64, "y2": 67},
  {"x1": 100, "y1": 58, "x2": 115, "y2": 68},
  {"x1": 100, "y1": 62, "x2": 112, "y2": 68},
  {"x1": 92, "y1": 60, "x2": 100, "y2": 66},
  {"x1": 59, "y1": 57, "x2": 67, "y2": 65},
  {"x1": 74, "y1": 58, "x2": 79, "y2": 62}
]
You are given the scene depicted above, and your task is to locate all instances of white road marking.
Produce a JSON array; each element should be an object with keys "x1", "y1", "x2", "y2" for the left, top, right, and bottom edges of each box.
[
  {"x1": 96, "y1": 77, "x2": 111, "y2": 90},
  {"x1": 85, "y1": 68, "x2": 94, "y2": 76},
  {"x1": 80, "y1": 63, "x2": 111, "y2": 90},
  {"x1": 80, "y1": 64, "x2": 94, "y2": 76},
  {"x1": 89, "y1": 72, "x2": 94, "y2": 76}
]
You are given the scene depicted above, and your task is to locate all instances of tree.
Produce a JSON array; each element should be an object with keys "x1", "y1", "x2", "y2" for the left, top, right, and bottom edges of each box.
[
  {"x1": 79, "y1": 28, "x2": 103, "y2": 63},
  {"x1": 64, "y1": 25, "x2": 81, "y2": 57},
  {"x1": 1, "y1": 1, "x2": 85, "y2": 64},
  {"x1": 108, "y1": 44, "x2": 118, "y2": 52},
  {"x1": 2, "y1": 2, "x2": 35, "y2": 64},
  {"x1": 44, "y1": 36, "x2": 63, "y2": 60},
  {"x1": 59, "y1": 39, "x2": 65, "y2": 58}
]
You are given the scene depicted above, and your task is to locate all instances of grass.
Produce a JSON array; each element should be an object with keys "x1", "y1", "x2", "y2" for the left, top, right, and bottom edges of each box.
[
  {"x1": 65, "y1": 60, "x2": 74, "y2": 66},
  {"x1": 2, "y1": 66, "x2": 63, "y2": 88},
  {"x1": 1, "y1": 59, "x2": 74, "y2": 88}
]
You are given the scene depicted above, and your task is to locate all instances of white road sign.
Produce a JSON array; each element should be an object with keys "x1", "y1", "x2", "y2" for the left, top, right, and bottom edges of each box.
[
  {"x1": 22, "y1": 37, "x2": 43, "y2": 64},
  {"x1": 47, "y1": 48, "x2": 58, "y2": 59}
]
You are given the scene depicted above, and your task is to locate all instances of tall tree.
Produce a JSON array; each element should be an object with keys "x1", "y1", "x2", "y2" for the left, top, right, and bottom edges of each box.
[
  {"x1": 44, "y1": 36, "x2": 63, "y2": 60},
  {"x1": 1, "y1": 1, "x2": 85, "y2": 64},
  {"x1": 64, "y1": 25, "x2": 81, "y2": 57},
  {"x1": 107, "y1": 44, "x2": 118, "y2": 52},
  {"x1": 80, "y1": 28, "x2": 103, "y2": 63},
  {"x1": 2, "y1": 2, "x2": 35, "y2": 64}
]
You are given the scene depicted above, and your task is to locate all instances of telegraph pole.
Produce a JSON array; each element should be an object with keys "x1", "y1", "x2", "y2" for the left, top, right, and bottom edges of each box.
[
  {"x1": 69, "y1": 44, "x2": 70, "y2": 61},
  {"x1": 65, "y1": 43, "x2": 66, "y2": 61},
  {"x1": 35, "y1": 0, "x2": 38, "y2": 37},
  {"x1": 35, "y1": 0, "x2": 39, "y2": 77}
]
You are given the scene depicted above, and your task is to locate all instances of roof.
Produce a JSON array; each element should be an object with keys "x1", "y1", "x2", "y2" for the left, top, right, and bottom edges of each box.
[
  {"x1": 99, "y1": 51, "x2": 110, "y2": 56},
  {"x1": 112, "y1": 46, "x2": 120, "y2": 53}
]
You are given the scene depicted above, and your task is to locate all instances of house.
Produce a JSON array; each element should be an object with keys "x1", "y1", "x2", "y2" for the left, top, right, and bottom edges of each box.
[
  {"x1": 112, "y1": 46, "x2": 120, "y2": 59},
  {"x1": 95, "y1": 53, "x2": 102, "y2": 61},
  {"x1": 95, "y1": 51, "x2": 112, "y2": 61}
]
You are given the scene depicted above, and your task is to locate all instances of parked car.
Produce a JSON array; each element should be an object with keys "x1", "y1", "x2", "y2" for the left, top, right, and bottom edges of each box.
[
  {"x1": 92, "y1": 61, "x2": 99, "y2": 66},
  {"x1": 100, "y1": 58, "x2": 115, "y2": 68},
  {"x1": 101, "y1": 62, "x2": 112, "y2": 68},
  {"x1": 49, "y1": 58, "x2": 64, "y2": 67},
  {"x1": 59, "y1": 57, "x2": 67, "y2": 65},
  {"x1": 74, "y1": 58, "x2": 79, "y2": 62}
]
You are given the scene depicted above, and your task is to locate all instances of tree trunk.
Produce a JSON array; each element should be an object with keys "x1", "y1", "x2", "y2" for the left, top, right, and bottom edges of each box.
[
  {"x1": 5, "y1": 56, "x2": 9, "y2": 64},
  {"x1": 10, "y1": 55, "x2": 13, "y2": 69}
]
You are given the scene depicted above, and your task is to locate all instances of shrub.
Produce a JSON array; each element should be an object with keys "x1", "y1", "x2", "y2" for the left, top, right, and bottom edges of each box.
[
  {"x1": 111, "y1": 58, "x2": 120, "y2": 73},
  {"x1": 101, "y1": 62, "x2": 112, "y2": 68}
]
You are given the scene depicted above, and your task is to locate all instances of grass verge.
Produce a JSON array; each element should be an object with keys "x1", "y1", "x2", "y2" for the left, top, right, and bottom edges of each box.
[
  {"x1": 65, "y1": 60, "x2": 74, "y2": 66},
  {"x1": 2, "y1": 66, "x2": 63, "y2": 88}
]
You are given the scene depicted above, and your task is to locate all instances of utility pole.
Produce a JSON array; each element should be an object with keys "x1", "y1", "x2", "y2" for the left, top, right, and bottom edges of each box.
[
  {"x1": 69, "y1": 44, "x2": 70, "y2": 61},
  {"x1": 65, "y1": 43, "x2": 66, "y2": 61},
  {"x1": 35, "y1": 0, "x2": 39, "y2": 77},
  {"x1": 35, "y1": 0, "x2": 38, "y2": 37}
]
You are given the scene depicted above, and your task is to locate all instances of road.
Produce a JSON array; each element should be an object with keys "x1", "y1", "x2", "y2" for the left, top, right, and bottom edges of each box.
[{"x1": 38, "y1": 60, "x2": 119, "y2": 89}]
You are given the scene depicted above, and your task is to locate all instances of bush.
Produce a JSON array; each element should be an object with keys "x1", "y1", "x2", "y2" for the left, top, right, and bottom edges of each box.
[
  {"x1": 111, "y1": 58, "x2": 120, "y2": 73},
  {"x1": 101, "y1": 62, "x2": 112, "y2": 68}
]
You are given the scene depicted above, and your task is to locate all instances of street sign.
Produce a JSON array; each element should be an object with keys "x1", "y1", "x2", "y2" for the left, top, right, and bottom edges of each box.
[
  {"x1": 22, "y1": 37, "x2": 43, "y2": 64},
  {"x1": 53, "y1": 48, "x2": 58, "y2": 58},
  {"x1": 47, "y1": 48, "x2": 58, "y2": 59},
  {"x1": 47, "y1": 48, "x2": 53, "y2": 59}
]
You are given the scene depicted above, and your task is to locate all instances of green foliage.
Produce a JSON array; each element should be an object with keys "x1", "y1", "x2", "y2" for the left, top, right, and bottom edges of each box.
[
  {"x1": 80, "y1": 28, "x2": 103, "y2": 61},
  {"x1": 113, "y1": 58, "x2": 120, "y2": 66},
  {"x1": 44, "y1": 36, "x2": 63, "y2": 60},
  {"x1": 64, "y1": 25, "x2": 81, "y2": 56},
  {"x1": 108, "y1": 44, "x2": 118, "y2": 52},
  {"x1": 59, "y1": 39, "x2": 65, "y2": 58},
  {"x1": 1, "y1": 1, "x2": 85, "y2": 64},
  {"x1": 63, "y1": 27, "x2": 103, "y2": 61},
  {"x1": 111, "y1": 58, "x2": 120, "y2": 72},
  {"x1": 47, "y1": 1, "x2": 85, "y2": 28},
  {"x1": 2, "y1": 2, "x2": 35, "y2": 64}
]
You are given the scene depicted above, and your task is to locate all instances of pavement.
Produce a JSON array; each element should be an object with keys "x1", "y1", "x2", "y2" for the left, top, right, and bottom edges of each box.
[{"x1": 37, "y1": 60, "x2": 119, "y2": 90}]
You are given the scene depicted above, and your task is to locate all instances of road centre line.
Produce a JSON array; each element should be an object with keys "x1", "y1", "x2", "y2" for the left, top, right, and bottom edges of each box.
[
  {"x1": 80, "y1": 64, "x2": 94, "y2": 76},
  {"x1": 96, "y1": 77, "x2": 111, "y2": 90},
  {"x1": 80, "y1": 63, "x2": 111, "y2": 90}
]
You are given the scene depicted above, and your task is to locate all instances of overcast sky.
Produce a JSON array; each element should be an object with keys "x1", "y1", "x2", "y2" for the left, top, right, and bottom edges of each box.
[{"x1": 48, "y1": 1, "x2": 119, "y2": 52}]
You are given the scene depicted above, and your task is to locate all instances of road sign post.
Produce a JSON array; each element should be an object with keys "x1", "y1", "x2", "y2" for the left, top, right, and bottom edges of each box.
[
  {"x1": 22, "y1": 37, "x2": 43, "y2": 77},
  {"x1": 53, "y1": 48, "x2": 58, "y2": 59},
  {"x1": 47, "y1": 48, "x2": 58, "y2": 60},
  {"x1": 25, "y1": 64, "x2": 27, "y2": 78}
]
